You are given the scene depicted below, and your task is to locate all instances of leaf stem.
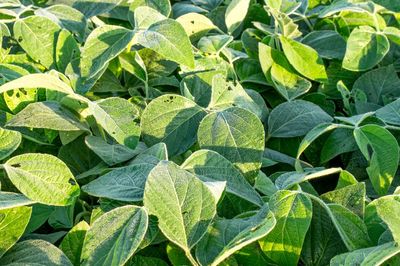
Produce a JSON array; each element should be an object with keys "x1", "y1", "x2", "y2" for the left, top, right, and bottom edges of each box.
[{"x1": 185, "y1": 250, "x2": 199, "y2": 266}]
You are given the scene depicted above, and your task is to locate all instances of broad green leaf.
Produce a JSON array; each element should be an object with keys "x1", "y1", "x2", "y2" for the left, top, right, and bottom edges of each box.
[
  {"x1": 268, "y1": 100, "x2": 333, "y2": 138},
  {"x1": 321, "y1": 128, "x2": 358, "y2": 163},
  {"x1": 72, "y1": 0, "x2": 123, "y2": 18},
  {"x1": 119, "y1": 51, "x2": 147, "y2": 83},
  {"x1": 343, "y1": 26, "x2": 389, "y2": 71},
  {"x1": 366, "y1": 195, "x2": 400, "y2": 245},
  {"x1": 260, "y1": 191, "x2": 312, "y2": 265},
  {"x1": 136, "y1": 19, "x2": 195, "y2": 68},
  {"x1": 182, "y1": 149, "x2": 264, "y2": 207},
  {"x1": 0, "y1": 192, "x2": 34, "y2": 210},
  {"x1": 0, "y1": 127, "x2": 21, "y2": 160},
  {"x1": 196, "y1": 205, "x2": 276, "y2": 266},
  {"x1": 259, "y1": 43, "x2": 311, "y2": 100},
  {"x1": 3, "y1": 153, "x2": 80, "y2": 206},
  {"x1": 302, "y1": 30, "x2": 346, "y2": 60},
  {"x1": 198, "y1": 35, "x2": 233, "y2": 55},
  {"x1": 354, "y1": 125, "x2": 399, "y2": 195},
  {"x1": 60, "y1": 221, "x2": 90, "y2": 266},
  {"x1": 80, "y1": 25, "x2": 134, "y2": 80},
  {"x1": 352, "y1": 65, "x2": 400, "y2": 106},
  {"x1": 84, "y1": 136, "x2": 137, "y2": 166},
  {"x1": 279, "y1": 35, "x2": 327, "y2": 82},
  {"x1": 208, "y1": 74, "x2": 262, "y2": 118},
  {"x1": 6, "y1": 101, "x2": 88, "y2": 132},
  {"x1": 0, "y1": 239, "x2": 72, "y2": 266},
  {"x1": 383, "y1": 26, "x2": 400, "y2": 45},
  {"x1": 13, "y1": 16, "x2": 61, "y2": 69},
  {"x1": 141, "y1": 94, "x2": 206, "y2": 156},
  {"x1": 0, "y1": 73, "x2": 74, "y2": 95},
  {"x1": 55, "y1": 29, "x2": 80, "y2": 73},
  {"x1": 89, "y1": 97, "x2": 141, "y2": 149},
  {"x1": 198, "y1": 107, "x2": 265, "y2": 181},
  {"x1": 0, "y1": 206, "x2": 32, "y2": 257},
  {"x1": 301, "y1": 201, "x2": 346, "y2": 266},
  {"x1": 225, "y1": 0, "x2": 251, "y2": 33},
  {"x1": 327, "y1": 204, "x2": 371, "y2": 250},
  {"x1": 36, "y1": 4, "x2": 87, "y2": 42},
  {"x1": 130, "y1": 6, "x2": 166, "y2": 29},
  {"x1": 81, "y1": 205, "x2": 148, "y2": 266},
  {"x1": 82, "y1": 161, "x2": 159, "y2": 202},
  {"x1": 143, "y1": 161, "x2": 216, "y2": 257},
  {"x1": 129, "y1": 0, "x2": 171, "y2": 17},
  {"x1": 321, "y1": 183, "x2": 366, "y2": 217},
  {"x1": 176, "y1": 13, "x2": 217, "y2": 41},
  {"x1": 376, "y1": 98, "x2": 400, "y2": 126},
  {"x1": 371, "y1": 0, "x2": 400, "y2": 12},
  {"x1": 330, "y1": 241, "x2": 400, "y2": 266}
]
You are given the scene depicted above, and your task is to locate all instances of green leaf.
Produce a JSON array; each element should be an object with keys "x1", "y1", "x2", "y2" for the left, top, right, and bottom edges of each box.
[
  {"x1": 0, "y1": 239, "x2": 72, "y2": 266},
  {"x1": 279, "y1": 35, "x2": 327, "y2": 82},
  {"x1": 36, "y1": 4, "x2": 87, "y2": 42},
  {"x1": 59, "y1": 221, "x2": 90, "y2": 266},
  {"x1": 0, "y1": 73, "x2": 75, "y2": 95},
  {"x1": 198, "y1": 107, "x2": 265, "y2": 181},
  {"x1": 80, "y1": 25, "x2": 134, "y2": 80},
  {"x1": 268, "y1": 100, "x2": 333, "y2": 138},
  {"x1": 136, "y1": 19, "x2": 195, "y2": 68},
  {"x1": 81, "y1": 205, "x2": 148, "y2": 266},
  {"x1": 321, "y1": 183, "x2": 366, "y2": 217},
  {"x1": 13, "y1": 16, "x2": 61, "y2": 69},
  {"x1": 3, "y1": 153, "x2": 80, "y2": 206},
  {"x1": 0, "y1": 192, "x2": 34, "y2": 210},
  {"x1": 208, "y1": 74, "x2": 262, "y2": 118},
  {"x1": 376, "y1": 98, "x2": 400, "y2": 126},
  {"x1": 71, "y1": 0, "x2": 123, "y2": 18},
  {"x1": 143, "y1": 161, "x2": 216, "y2": 257},
  {"x1": 259, "y1": 190, "x2": 313, "y2": 266},
  {"x1": 343, "y1": 26, "x2": 390, "y2": 71},
  {"x1": 141, "y1": 94, "x2": 206, "y2": 156},
  {"x1": 354, "y1": 125, "x2": 399, "y2": 195},
  {"x1": 130, "y1": 6, "x2": 166, "y2": 29},
  {"x1": 225, "y1": 0, "x2": 251, "y2": 33},
  {"x1": 330, "y1": 241, "x2": 400, "y2": 266},
  {"x1": 366, "y1": 195, "x2": 400, "y2": 245},
  {"x1": 371, "y1": 0, "x2": 400, "y2": 12},
  {"x1": 0, "y1": 206, "x2": 32, "y2": 257},
  {"x1": 6, "y1": 101, "x2": 88, "y2": 132},
  {"x1": 0, "y1": 127, "x2": 21, "y2": 160},
  {"x1": 129, "y1": 0, "x2": 171, "y2": 17},
  {"x1": 176, "y1": 13, "x2": 217, "y2": 41},
  {"x1": 196, "y1": 205, "x2": 276, "y2": 266},
  {"x1": 182, "y1": 149, "x2": 264, "y2": 207},
  {"x1": 84, "y1": 136, "x2": 137, "y2": 166},
  {"x1": 55, "y1": 29, "x2": 80, "y2": 73},
  {"x1": 259, "y1": 43, "x2": 311, "y2": 100},
  {"x1": 89, "y1": 98, "x2": 141, "y2": 149},
  {"x1": 302, "y1": 30, "x2": 346, "y2": 60}
]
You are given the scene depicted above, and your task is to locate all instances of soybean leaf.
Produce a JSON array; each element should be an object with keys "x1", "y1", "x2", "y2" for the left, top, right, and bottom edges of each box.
[
  {"x1": 0, "y1": 127, "x2": 21, "y2": 160},
  {"x1": 0, "y1": 206, "x2": 32, "y2": 257},
  {"x1": 268, "y1": 100, "x2": 333, "y2": 138},
  {"x1": 343, "y1": 26, "x2": 390, "y2": 71},
  {"x1": 13, "y1": 16, "x2": 61, "y2": 69},
  {"x1": 259, "y1": 190, "x2": 313, "y2": 266},
  {"x1": 182, "y1": 149, "x2": 264, "y2": 207},
  {"x1": 0, "y1": 239, "x2": 72, "y2": 266},
  {"x1": 81, "y1": 205, "x2": 148, "y2": 266},
  {"x1": 195, "y1": 205, "x2": 276, "y2": 266},
  {"x1": 143, "y1": 161, "x2": 216, "y2": 260},
  {"x1": 279, "y1": 35, "x2": 327, "y2": 82},
  {"x1": 0, "y1": 192, "x2": 34, "y2": 210},
  {"x1": 60, "y1": 221, "x2": 90, "y2": 266},
  {"x1": 136, "y1": 19, "x2": 195, "y2": 68},
  {"x1": 354, "y1": 125, "x2": 399, "y2": 195},
  {"x1": 89, "y1": 97, "x2": 141, "y2": 149},
  {"x1": 225, "y1": 0, "x2": 251, "y2": 33},
  {"x1": 141, "y1": 94, "x2": 206, "y2": 156},
  {"x1": 198, "y1": 107, "x2": 265, "y2": 181},
  {"x1": 3, "y1": 153, "x2": 80, "y2": 206}
]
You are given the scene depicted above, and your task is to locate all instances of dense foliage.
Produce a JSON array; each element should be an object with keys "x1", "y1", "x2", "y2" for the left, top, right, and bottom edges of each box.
[{"x1": 0, "y1": 0, "x2": 400, "y2": 265}]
